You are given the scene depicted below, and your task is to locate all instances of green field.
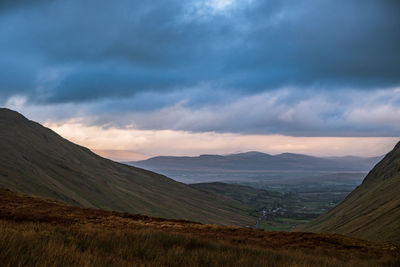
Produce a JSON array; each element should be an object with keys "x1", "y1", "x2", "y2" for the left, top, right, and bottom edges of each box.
[{"x1": 191, "y1": 182, "x2": 349, "y2": 230}]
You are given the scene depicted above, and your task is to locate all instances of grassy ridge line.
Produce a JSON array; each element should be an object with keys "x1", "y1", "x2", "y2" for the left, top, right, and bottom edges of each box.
[{"x1": 0, "y1": 108, "x2": 254, "y2": 226}]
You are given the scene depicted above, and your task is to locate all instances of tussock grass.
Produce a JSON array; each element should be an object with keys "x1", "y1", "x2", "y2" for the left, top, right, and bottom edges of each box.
[
  {"x1": 0, "y1": 189, "x2": 399, "y2": 266},
  {"x1": 0, "y1": 222, "x2": 398, "y2": 267}
]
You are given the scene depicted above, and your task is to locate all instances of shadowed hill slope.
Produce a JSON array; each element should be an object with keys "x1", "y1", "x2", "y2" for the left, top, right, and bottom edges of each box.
[
  {"x1": 0, "y1": 108, "x2": 253, "y2": 226},
  {"x1": 304, "y1": 141, "x2": 400, "y2": 243}
]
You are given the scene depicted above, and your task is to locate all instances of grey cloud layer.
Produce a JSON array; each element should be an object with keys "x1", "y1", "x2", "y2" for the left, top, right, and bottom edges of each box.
[
  {"x1": 7, "y1": 88, "x2": 400, "y2": 137},
  {"x1": 1, "y1": 0, "x2": 399, "y2": 102},
  {"x1": 1, "y1": 0, "x2": 400, "y2": 136}
]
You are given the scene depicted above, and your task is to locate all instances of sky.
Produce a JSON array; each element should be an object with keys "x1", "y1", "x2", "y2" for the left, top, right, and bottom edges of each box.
[{"x1": 1, "y1": 0, "x2": 400, "y2": 160}]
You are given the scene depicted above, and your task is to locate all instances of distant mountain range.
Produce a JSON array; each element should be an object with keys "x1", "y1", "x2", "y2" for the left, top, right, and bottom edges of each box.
[
  {"x1": 130, "y1": 152, "x2": 381, "y2": 172},
  {"x1": 0, "y1": 108, "x2": 253, "y2": 226},
  {"x1": 305, "y1": 141, "x2": 400, "y2": 243},
  {"x1": 127, "y1": 152, "x2": 382, "y2": 184}
]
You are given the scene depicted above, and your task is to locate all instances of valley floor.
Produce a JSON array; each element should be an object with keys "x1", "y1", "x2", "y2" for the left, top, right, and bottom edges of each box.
[{"x1": 0, "y1": 189, "x2": 399, "y2": 267}]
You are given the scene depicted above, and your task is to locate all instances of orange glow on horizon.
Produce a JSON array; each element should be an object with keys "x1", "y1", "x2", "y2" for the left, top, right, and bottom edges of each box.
[{"x1": 45, "y1": 122, "x2": 399, "y2": 162}]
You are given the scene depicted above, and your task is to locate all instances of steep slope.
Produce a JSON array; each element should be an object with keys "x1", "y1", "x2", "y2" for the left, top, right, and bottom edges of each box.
[
  {"x1": 0, "y1": 108, "x2": 253, "y2": 226},
  {"x1": 304, "y1": 141, "x2": 400, "y2": 243}
]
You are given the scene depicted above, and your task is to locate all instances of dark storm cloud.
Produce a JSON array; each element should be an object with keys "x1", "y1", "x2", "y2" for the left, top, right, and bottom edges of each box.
[
  {"x1": 0, "y1": 0, "x2": 233, "y2": 103},
  {"x1": 1, "y1": 0, "x2": 400, "y2": 136},
  {"x1": 233, "y1": 0, "x2": 400, "y2": 90},
  {"x1": 1, "y1": 0, "x2": 399, "y2": 103},
  {"x1": 0, "y1": 0, "x2": 50, "y2": 12}
]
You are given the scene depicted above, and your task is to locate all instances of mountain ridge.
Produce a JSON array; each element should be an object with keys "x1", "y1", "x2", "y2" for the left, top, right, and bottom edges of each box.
[{"x1": 129, "y1": 151, "x2": 381, "y2": 172}]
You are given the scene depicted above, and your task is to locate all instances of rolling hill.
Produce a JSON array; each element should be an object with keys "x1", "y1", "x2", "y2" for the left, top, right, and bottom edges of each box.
[
  {"x1": 0, "y1": 108, "x2": 254, "y2": 226},
  {"x1": 304, "y1": 141, "x2": 400, "y2": 243}
]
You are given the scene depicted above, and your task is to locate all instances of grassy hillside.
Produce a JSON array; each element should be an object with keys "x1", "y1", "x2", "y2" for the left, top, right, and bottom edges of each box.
[
  {"x1": 304, "y1": 142, "x2": 400, "y2": 243},
  {"x1": 0, "y1": 108, "x2": 253, "y2": 226},
  {"x1": 0, "y1": 189, "x2": 399, "y2": 266}
]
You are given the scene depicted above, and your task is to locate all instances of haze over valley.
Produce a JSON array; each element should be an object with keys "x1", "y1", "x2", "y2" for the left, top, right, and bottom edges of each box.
[{"x1": 127, "y1": 152, "x2": 382, "y2": 230}]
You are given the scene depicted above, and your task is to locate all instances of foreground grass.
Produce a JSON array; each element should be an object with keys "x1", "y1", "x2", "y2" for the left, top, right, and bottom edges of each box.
[
  {"x1": 0, "y1": 222, "x2": 398, "y2": 267},
  {"x1": 0, "y1": 189, "x2": 399, "y2": 266}
]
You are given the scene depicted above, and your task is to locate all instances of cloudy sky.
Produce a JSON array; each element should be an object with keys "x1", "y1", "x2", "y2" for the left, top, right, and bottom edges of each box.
[{"x1": 1, "y1": 0, "x2": 399, "y2": 160}]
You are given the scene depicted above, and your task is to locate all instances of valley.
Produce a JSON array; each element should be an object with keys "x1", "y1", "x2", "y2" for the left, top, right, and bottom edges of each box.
[
  {"x1": 2, "y1": 1, "x2": 399, "y2": 265},
  {"x1": 0, "y1": 108, "x2": 399, "y2": 266},
  {"x1": 191, "y1": 181, "x2": 351, "y2": 230},
  {"x1": 129, "y1": 155, "x2": 379, "y2": 231},
  {"x1": 0, "y1": 108, "x2": 376, "y2": 231}
]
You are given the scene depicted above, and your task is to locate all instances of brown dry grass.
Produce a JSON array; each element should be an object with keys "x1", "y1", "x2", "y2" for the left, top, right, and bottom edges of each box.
[{"x1": 1, "y1": 189, "x2": 399, "y2": 266}]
